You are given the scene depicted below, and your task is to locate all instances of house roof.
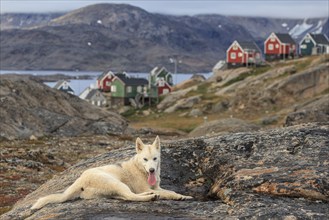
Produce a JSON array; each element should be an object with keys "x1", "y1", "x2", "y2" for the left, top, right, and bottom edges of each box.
[
  {"x1": 97, "y1": 70, "x2": 113, "y2": 81},
  {"x1": 53, "y1": 80, "x2": 74, "y2": 92},
  {"x1": 238, "y1": 41, "x2": 261, "y2": 52},
  {"x1": 275, "y1": 33, "x2": 296, "y2": 44},
  {"x1": 85, "y1": 89, "x2": 104, "y2": 100},
  {"x1": 151, "y1": 66, "x2": 169, "y2": 76},
  {"x1": 53, "y1": 80, "x2": 66, "y2": 89},
  {"x1": 115, "y1": 73, "x2": 149, "y2": 86},
  {"x1": 310, "y1": 34, "x2": 329, "y2": 45}
]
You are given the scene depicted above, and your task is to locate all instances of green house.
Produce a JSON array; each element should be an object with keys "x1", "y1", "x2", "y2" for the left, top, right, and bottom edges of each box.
[
  {"x1": 149, "y1": 66, "x2": 173, "y2": 98},
  {"x1": 110, "y1": 73, "x2": 149, "y2": 106},
  {"x1": 300, "y1": 33, "x2": 329, "y2": 56}
]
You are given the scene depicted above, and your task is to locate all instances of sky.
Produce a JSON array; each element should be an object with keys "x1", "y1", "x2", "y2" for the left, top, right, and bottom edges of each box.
[{"x1": 0, "y1": 0, "x2": 328, "y2": 18}]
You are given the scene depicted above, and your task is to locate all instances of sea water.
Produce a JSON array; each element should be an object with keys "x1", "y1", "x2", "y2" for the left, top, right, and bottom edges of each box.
[{"x1": 0, "y1": 70, "x2": 212, "y2": 96}]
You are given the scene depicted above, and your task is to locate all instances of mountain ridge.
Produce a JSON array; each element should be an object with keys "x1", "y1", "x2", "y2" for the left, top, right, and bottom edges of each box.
[{"x1": 1, "y1": 3, "x2": 328, "y2": 72}]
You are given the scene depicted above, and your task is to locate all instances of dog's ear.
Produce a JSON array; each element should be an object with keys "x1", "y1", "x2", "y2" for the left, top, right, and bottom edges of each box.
[
  {"x1": 136, "y1": 137, "x2": 144, "y2": 153},
  {"x1": 152, "y1": 135, "x2": 160, "y2": 150}
]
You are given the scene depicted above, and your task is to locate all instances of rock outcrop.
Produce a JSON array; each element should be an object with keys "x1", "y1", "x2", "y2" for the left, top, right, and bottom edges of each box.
[
  {"x1": 0, "y1": 77, "x2": 128, "y2": 140},
  {"x1": 3, "y1": 123, "x2": 328, "y2": 219},
  {"x1": 189, "y1": 118, "x2": 260, "y2": 137},
  {"x1": 285, "y1": 94, "x2": 329, "y2": 126}
]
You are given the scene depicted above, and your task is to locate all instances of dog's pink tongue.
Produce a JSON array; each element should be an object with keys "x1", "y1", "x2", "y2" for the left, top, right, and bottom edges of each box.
[{"x1": 148, "y1": 173, "x2": 156, "y2": 186}]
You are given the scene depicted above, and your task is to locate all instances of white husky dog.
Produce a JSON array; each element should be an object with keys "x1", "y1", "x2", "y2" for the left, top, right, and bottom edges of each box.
[{"x1": 31, "y1": 136, "x2": 192, "y2": 209}]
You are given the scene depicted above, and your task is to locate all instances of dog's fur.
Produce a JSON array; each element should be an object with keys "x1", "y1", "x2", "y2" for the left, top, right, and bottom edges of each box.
[{"x1": 31, "y1": 136, "x2": 192, "y2": 209}]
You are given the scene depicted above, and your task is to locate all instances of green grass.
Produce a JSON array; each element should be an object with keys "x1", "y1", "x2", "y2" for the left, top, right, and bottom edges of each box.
[
  {"x1": 295, "y1": 59, "x2": 312, "y2": 72},
  {"x1": 222, "y1": 66, "x2": 271, "y2": 87}
]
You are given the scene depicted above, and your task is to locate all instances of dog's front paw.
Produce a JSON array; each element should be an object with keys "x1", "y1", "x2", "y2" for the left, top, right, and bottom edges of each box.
[{"x1": 151, "y1": 194, "x2": 160, "y2": 201}]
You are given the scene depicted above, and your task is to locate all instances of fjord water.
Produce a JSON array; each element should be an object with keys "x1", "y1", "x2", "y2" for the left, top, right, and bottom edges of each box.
[{"x1": 0, "y1": 70, "x2": 212, "y2": 95}]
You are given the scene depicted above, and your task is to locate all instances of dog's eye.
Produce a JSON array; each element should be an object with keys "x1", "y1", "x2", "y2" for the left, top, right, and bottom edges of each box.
[
  {"x1": 153, "y1": 157, "x2": 157, "y2": 161},
  {"x1": 143, "y1": 158, "x2": 148, "y2": 162}
]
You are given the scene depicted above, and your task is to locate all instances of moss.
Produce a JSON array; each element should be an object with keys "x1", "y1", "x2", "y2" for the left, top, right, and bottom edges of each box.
[
  {"x1": 222, "y1": 66, "x2": 271, "y2": 88},
  {"x1": 120, "y1": 108, "x2": 137, "y2": 117}
]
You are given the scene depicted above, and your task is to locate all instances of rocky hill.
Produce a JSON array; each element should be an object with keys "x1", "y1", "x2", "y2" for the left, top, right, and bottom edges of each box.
[
  {"x1": 127, "y1": 55, "x2": 329, "y2": 136},
  {"x1": 1, "y1": 56, "x2": 328, "y2": 218},
  {"x1": 2, "y1": 123, "x2": 328, "y2": 219},
  {"x1": 0, "y1": 3, "x2": 328, "y2": 72},
  {"x1": 0, "y1": 13, "x2": 63, "y2": 30},
  {"x1": 0, "y1": 76, "x2": 128, "y2": 140}
]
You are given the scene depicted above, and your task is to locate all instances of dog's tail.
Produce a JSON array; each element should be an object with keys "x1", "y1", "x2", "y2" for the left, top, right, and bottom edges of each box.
[{"x1": 31, "y1": 179, "x2": 82, "y2": 210}]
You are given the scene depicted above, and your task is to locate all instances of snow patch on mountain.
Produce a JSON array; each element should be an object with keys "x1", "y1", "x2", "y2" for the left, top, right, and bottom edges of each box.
[
  {"x1": 289, "y1": 20, "x2": 313, "y2": 38},
  {"x1": 314, "y1": 20, "x2": 323, "y2": 34},
  {"x1": 289, "y1": 19, "x2": 327, "y2": 39}
]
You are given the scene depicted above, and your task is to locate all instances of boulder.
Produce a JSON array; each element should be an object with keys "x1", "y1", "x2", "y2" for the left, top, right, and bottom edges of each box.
[
  {"x1": 285, "y1": 94, "x2": 329, "y2": 126},
  {"x1": 0, "y1": 77, "x2": 127, "y2": 140},
  {"x1": 4, "y1": 123, "x2": 328, "y2": 219},
  {"x1": 157, "y1": 86, "x2": 197, "y2": 111},
  {"x1": 188, "y1": 108, "x2": 203, "y2": 117},
  {"x1": 189, "y1": 118, "x2": 260, "y2": 137},
  {"x1": 164, "y1": 95, "x2": 201, "y2": 113}
]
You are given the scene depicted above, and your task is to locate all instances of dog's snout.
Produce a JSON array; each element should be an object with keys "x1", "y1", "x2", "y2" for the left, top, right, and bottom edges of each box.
[{"x1": 149, "y1": 168, "x2": 155, "y2": 173}]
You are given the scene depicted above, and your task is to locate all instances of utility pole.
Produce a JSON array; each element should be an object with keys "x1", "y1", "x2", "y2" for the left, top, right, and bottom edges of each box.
[{"x1": 169, "y1": 57, "x2": 182, "y2": 85}]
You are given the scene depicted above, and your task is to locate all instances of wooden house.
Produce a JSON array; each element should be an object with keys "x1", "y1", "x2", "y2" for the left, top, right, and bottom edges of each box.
[
  {"x1": 226, "y1": 40, "x2": 262, "y2": 68},
  {"x1": 84, "y1": 89, "x2": 107, "y2": 107},
  {"x1": 110, "y1": 73, "x2": 149, "y2": 106},
  {"x1": 53, "y1": 80, "x2": 74, "y2": 95},
  {"x1": 299, "y1": 33, "x2": 329, "y2": 56},
  {"x1": 97, "y1": 70, "x2": 115, "y2": 92},
  {"x1": 149, "y1": 66, "x2": 173, "y2": 97},
  {"x1": 264, "y1": 33, "x2": 296, "y2": 61},
  {"x1": 79, "y1": 86, "x2": 92, "y2": 100},
  {"x1": 226, "y1": 41, "x2": 262, "y2": 67}
]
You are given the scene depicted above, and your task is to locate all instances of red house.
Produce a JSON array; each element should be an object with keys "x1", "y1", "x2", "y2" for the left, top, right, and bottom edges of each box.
[
  {"x1": 226, "y1": 40, "x2": 262, "y2": 68},
  {"x1": 156, "y1": 78, "x2": 171, "y2": 95},
  {"x1": 264, "y1": 32, "x2": 296, "y2": 61},
  {"x1": 97, "y1": 70, "x2": 115, "y2": 92}
]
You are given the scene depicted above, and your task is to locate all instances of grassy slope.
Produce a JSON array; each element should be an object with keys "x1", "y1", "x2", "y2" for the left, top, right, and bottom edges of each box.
[{"x1": 126, "y1": 55, "x2": 328, "y2": 133}]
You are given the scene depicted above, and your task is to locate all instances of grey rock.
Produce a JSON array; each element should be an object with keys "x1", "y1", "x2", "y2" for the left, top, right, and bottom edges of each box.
[
  {"x1": 164, "y1": 95, "x2": 201, "y2": 113},
  {"x1": 261, "y1": 115, "x2": 279, "y2": 125},
  {"x1": 285, "y1": 94, "x2": 329, "y2": 126},
  {"x1": 4, "y1": 123, "x2": 328, "y2": 219},
  {"x1": 189, "y1": 118, "x2": 260, "y2": 137},
  {"x1": 188, "y1": 109, "x2": 203, "y2": 117},
  {"x1": 157, "y1": 87, "x2": 196, "y2": 111},
  {"x1": 0, "y1": 77, "x2": 128, "y2": 140}
]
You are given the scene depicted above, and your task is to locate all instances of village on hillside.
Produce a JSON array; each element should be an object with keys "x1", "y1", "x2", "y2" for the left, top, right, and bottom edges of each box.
[{"x1": 53, "y1": 31, "x2": 329, "y2": 109}]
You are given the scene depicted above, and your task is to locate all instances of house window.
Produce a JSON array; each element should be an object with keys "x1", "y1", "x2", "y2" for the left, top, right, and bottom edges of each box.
[
  {"x1": 300, "y1": 44, "x2": 307, "y2": 49},
  {"x1": 158, "y1": 80, "x2": 165, "y2": 87},
  {"x1": 126, "y1": 86, "x2": 132, "y2": 93},
  {"x1": 163, "y1": 89, "x2": 169, "y2": 94},
  {"x1": 111, "y1": 85, "x2": 116, "y2": 92},
  {"x1": 106, "y1": 81, "x2": 111, "y2": 86},
  {"x1": 270, "y1": 37, "x2": 275, "y2": 42},
  {"x1": 137, "y1": 86, "x2": 142, "y2": 93},
  {"x1": 305, "y1": 39, "x2": 310, "y2": 43},
  {"x1": 230, "y1": 52, "x2": 236, "y2": 59},
  {"x1": 268, "y1": 44, "x2": 274, "y2": 50},
  {"x1": 238, "y1": 52, "x2": 243, "y2": 57},
  {"x1": 63, "y1": 83, "x2": 68, "y2": 90},
  {"x1": 275, "y1": 44, "x2": 279, "y2": 48},
  {"x1": 233, "y1": 45, "x2": 238, "y2": 50}
]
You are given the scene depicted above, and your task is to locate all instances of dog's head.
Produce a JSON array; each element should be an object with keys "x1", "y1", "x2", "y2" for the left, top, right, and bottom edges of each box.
[{"x1": 135, "y1": 136, "x2": 161, "y2": 186}]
